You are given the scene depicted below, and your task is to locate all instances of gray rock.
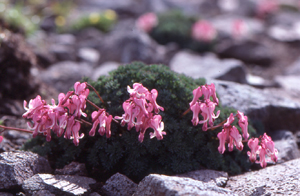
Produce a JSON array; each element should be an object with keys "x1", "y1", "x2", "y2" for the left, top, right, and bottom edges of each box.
[
  {"x1": 176, "y1": 169, "x2": 229, "y2": 187},
  {"x1": 38, "y1": 61, "x2": 93, "y2": 93},
  {"x1": 32, "y1": 190, "x2": 55, "y2": 196},
  {"x1": 246, "y1": 74, "x2": 278, "y2": 88},
  {"x1": 76, "y1": 28, "x2": 104, "y2": 49},
  {"x1": 208, "y1": 79, "x2": 300, "y2": 132},
  {"x1": 0, "y1": 151, "x2": 52, "y2": 189},
  {"x1": 53, "y1": 34, "x2": 76, "y2": 46},
  {"x1": 226, "y1": 158, "x2": 300, "y2": 195},
  {"x1": 0, "y1": 193, "x2": 14, "y2": 196},
  {"x1": 97, "y1": 29, "x2": 176, "y2": 65},
  {"x1": 270, "y1": 130, "x2": 300, "y2": 163},
  {"x1": 54, "y1": 162, "x2": 88, "y2": 176},
  {"x1": 78, "y1": 47, "x2": 100, "y2": 66},
  {"x1": 170, "y1": 51, "x2": 247, "y2": 83},
  {"x1": 22, "y1": 174, "x2": 96, "y2": 196},
  {"x1": 284, "y1": 56, "x2": 300, "y2": 75},
  {"x1": 274, "y1": 75, "x2": 300, "y2": 99},
  {"x1": 215, "y1": 40, "x2": 273, "y2": 66},
  {"x1": 218, "y1": 0, "x2": 256, "y2": 17},
  {"x1": 49, "y1": 44, "x2": 76, "y2": 62},
  {"x1": 89, "y1": 193, "x2": 101, "y2": 196},
  {"x1": 102, "y1": 173, "x2": 137, "y2": 196},
  {"x1": 268, "y1": 24, "x2": 300, "y2": 42},
  {"x1": 133, "y1": 174, "x2": 236, "y2": 196},
  {"x1": 92, "y1": 62, "x2": 120, "y2": 81},
  {"x1": 0, "y1": 99, "x2": 24, "y2": 116},
  {"x1": 270, "y1": 130, "x2": 295, "y2": 141}
]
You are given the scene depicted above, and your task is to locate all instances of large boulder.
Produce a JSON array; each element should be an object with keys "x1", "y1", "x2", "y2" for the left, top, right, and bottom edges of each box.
[
  {"x1": 101, "y1": 172, "x2": 138, "y2": 196},
  {"x1": 133, "y1": 174, "x2": 236, "y2": 196},
  {"x1": 208, "y1": 79, "x2": 300, "y2": 133},
  {"x1": 226, "y1": 158, "x2": 300, "y2": 195},
  {"x1": 37, "y1": 61, "x2": 93, "y2": 93},
  {"x1": 0, "y1": 151, "x2": 52, "y2": 190},
  {"x1": 170, "y1": 51, "x2": 247, "y2": 83}
]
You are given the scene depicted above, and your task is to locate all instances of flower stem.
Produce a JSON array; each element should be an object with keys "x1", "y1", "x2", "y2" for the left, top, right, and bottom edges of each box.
[
  {"x1": 0, "y1": 125, "x2": 33, "y2": 133},
  {"x1": 86, "y1": 98, "x2": 101, "y2": 110},
  {"x1": 75, "y1": 119, "x2": 92, "y2": 126},
  {"x1": 86, "y1": 82, "x2": 105, "y2": 104},
  {"x1": 181, "y1": 108, "x2": 191, "y2": 117},
  {"x1": 207, "y1": 119, "x2": 227, "y2": 131}
]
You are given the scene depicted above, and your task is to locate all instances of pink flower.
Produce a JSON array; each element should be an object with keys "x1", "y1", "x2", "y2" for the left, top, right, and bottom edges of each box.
[
  {"x1": 191, "y1": 102, "x2": 201, "y2": 126},
  {"x1": 257, "y1": 146, "x2": 267, "y2": 168},
  {"x1": 217, "y1": 129, "x2": 227, "y2": 154},
  {"x1": 228, "y1": 126, "x2": 243, "y2": 151},
  {"x1": 247, "y1": 138, "x2": 259, "y2": 162},
  {"x1": 23, "y1": 95, "x2": 46, "y2": 118},
  {"x1": 115, "y1": 83, "x2": 165, "y2": 142},
  {"x1": 147, "y1": 89, "x2": 164, "y2": 113},
  {"x1": 189, "y1": 86, "x2": 202, "y2": 107},
  {"x1": 136, "y1": 12, "x2": 158, "y2": 33},
  {"x1": 149, "y1": 115, "x2": 166, "y2": 140},
  {"x1": 236, "y1": 111, "x2": 249, "y2": 140},
  {"x1": 199, "y1": 100, "x2": 220, "y2": 130},
  {"x1": 261, "y1": 133, "x2": 278, "y2": 163},
  {"x1": 247, "y1": 133, "x2": 278, "y2": 168},
  {"x1": 74, "y1": 82, "x2": 89, "y2": 98},
  {"x1": 89, "y1": 109, "x2": 112, "y2": 138},
  {"x1": 217, "y1": 113, "x2": 244, "y2": 154},
  {"x1": 201, "y1": 84, "x2": 219, "y2": 105},
  {"x1": 191, "y1": 20, "x2": 217, "y2": 42},
  {"x1": 223, "y1": 113, "x2": 235, "y2": 128}
]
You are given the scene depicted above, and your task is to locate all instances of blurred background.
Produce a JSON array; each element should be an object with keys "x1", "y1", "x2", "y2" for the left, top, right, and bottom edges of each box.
[{"x1": 1, "y1": 0, "x2": 300, "y2": 113}]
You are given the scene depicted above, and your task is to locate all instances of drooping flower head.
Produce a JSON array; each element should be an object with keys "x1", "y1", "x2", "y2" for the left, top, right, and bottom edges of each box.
[
  {"x1": 189, "y1": 84, "x2": 220, "y2": 131},
  {"x1": 236, "y1": 110, "x2": 249, "y2": 141},
  {"x1": 115, "y1": 83, "x2": 165, "y2": 142},
  {"x1": 217, "y1": 113, "x2": 243, "y2": 154},
  {"x1": 246, "y1": 133, "x2": 278, "y2": 168},
  {"x1": 22, "y1": 81, "x2": 94, "y2": 145}
]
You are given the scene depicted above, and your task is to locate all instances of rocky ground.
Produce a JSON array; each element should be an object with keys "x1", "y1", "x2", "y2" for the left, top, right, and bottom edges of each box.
[{"x1": 1, "y1": 0, "x2": 300, "y2": 195}]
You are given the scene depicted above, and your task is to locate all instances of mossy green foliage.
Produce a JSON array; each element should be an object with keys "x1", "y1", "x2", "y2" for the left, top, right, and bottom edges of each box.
[
  {"x1": 71, "y1": 10, "x2": 117, "y2": 33},
  {"x1": 22, "y1": 62, "x2": 257, "y2": 183},
  {"x1": 149, "y1": 10, "x2": 215, "y2": 53},
  {"x1": 0, "y1": 4, "x2": 37, "y2": 36}
]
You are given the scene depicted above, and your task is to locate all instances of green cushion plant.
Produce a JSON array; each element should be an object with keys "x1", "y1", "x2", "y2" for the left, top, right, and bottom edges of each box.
[{"x1": 22, "y1": 62, "x2": 257, "y2": 183}]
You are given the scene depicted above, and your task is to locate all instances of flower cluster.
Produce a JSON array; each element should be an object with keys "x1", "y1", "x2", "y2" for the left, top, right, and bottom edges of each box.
[
  {"x1": 247, "y1": 133, "x2": 278, "y2": 167},
  {"x1": 115, "y1": 83, "x2": 165, "y2": 142},
  {"x1": 189, "y1": 84, "x2": 220, "y2": 131},
  {"x1": 189, "y1": 85, "x2": 277, "y2": 168},
  {"x1": 19, "y1": 80, "x2": 279, "y2": 169},
  {"x1": 136, "y1": 12, "x2": 158, "y2": 33},
  {"x1": 22, "y1": 82, "x2": 111, "y2": 146},
  {"x1": 217, "y1": 111, "x2": 249, "y2": 154},
  {"x1": 191, "y1": 20, "x2": 217, "y2": 42}
]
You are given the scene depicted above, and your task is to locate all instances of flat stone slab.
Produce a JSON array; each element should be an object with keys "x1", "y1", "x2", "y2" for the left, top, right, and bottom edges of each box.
[
  {"x1": 226, "y1": 158, "x2": 300, "y2": 195},
  {"x1": 22, "y1": 174, "x2": 96, "y2": 196},
  {"x1": 133, "y1": 174, "x2": 236, "y2": 196}
]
